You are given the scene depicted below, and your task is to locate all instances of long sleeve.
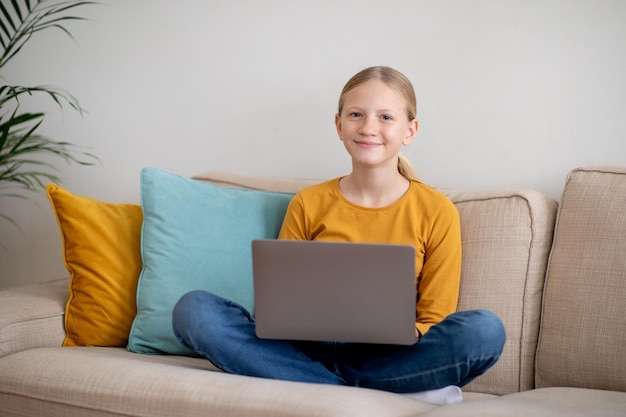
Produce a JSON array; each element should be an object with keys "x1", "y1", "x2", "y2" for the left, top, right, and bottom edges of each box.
[{"x1": 414, "y1": 198, "x2": 461, "y2": 336}]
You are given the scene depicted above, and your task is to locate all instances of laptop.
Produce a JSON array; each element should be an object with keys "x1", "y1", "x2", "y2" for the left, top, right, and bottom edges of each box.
[{"x1": 251, "y1": 239, "x2": 417, "y2": 345}]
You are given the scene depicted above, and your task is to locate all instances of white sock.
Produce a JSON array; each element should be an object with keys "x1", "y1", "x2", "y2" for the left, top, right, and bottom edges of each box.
[{"x1": 401, "y1": 385, "x2": 463, "y2": 405}]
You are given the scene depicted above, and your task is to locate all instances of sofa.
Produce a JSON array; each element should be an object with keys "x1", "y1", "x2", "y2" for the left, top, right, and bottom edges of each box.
[{"x1": 1, "y1": 165, "x2": 625, "y2": 416}]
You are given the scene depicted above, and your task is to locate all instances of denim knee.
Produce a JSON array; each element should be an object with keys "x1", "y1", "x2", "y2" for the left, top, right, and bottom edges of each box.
[
  {"x1": 172, "y1": 290, "x2": 254, "y2": 344},
  {"x1": 467, "y1": 309, "x2": 506, "y2": 353},
  {"x1": 172, "y1": 290, "x2": 214, "y2": 339}
]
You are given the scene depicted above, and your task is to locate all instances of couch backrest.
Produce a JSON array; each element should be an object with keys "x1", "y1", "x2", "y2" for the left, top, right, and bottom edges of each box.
[
  {"x1": 535, "y1": 166, "x2": 626, "y2": 392},
  {"x1": 193, "y1": 172, "x2": 558, "y2": 395},
  {"x1": 193, "y1": 171, "x2": 321, "y2": 193}
]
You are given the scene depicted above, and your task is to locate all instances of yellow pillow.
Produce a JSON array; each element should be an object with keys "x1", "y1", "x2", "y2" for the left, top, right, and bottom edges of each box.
[{"x1": 47, "y1": 184, "x2": 143, "y2": 347}]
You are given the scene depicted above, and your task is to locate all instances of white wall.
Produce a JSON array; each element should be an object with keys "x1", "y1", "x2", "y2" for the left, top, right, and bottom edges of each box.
[{"x1": 2, "y1": 0, "x2": 625, "y2": 289}]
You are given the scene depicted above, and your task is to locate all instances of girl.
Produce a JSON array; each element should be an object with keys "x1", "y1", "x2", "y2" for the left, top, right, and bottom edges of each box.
[{"x1": 172, "y1": 66, "x2": 505, "y2": 403}]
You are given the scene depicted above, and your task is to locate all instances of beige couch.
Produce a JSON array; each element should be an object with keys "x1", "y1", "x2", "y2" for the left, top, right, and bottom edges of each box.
[{"x1": 1, "y1": 165, "x2": 625, "y2": 416}]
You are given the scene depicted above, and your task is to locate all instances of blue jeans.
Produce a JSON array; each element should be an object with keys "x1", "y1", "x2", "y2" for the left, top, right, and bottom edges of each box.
[{"x1": 172, "y1": 290, "x2": 505, "y2": 393}]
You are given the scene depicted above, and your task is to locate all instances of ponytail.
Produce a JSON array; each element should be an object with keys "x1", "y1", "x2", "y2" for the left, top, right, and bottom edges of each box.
[{"x1": 398, "y1": 153, "x2": 418, "y2": 181}]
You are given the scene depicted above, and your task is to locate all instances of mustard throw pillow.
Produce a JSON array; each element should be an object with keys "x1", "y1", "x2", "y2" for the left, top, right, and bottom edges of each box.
[{"x1": 47, "y1": 184, "x2": 143, "y2": 347}]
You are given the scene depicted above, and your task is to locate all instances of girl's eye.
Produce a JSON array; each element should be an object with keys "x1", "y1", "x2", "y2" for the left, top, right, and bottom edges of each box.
[
  {"x1": 349, "y1": 112, "x2": 362, "y2": 118},
  {"x1": 381, "y1": 115, "x2": 393, "y2": 121}
]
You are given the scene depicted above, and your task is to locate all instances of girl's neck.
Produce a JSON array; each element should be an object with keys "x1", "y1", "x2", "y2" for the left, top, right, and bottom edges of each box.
[{"x1": 339, "y1": 168, "x2": 410, "y2": 208}]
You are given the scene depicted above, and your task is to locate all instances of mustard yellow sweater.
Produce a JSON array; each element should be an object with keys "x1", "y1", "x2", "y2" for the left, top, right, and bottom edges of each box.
[{"x1": 278, "y1": 178, "x2": 462, "y2": 336}]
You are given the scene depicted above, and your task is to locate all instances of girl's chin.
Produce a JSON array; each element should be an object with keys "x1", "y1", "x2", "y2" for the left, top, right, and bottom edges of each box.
[{"x1": 350, "y1": 157, "x2": 398, "y2": 170}]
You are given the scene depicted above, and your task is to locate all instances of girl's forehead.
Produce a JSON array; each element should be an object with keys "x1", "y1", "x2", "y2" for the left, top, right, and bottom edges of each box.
[{"x1": 343, "y1": 80, "x2": 406, "y2": 109}]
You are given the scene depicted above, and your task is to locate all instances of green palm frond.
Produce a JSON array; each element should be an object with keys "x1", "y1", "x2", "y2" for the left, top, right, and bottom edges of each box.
[
  {"x1": 0, "y1": 0, "x2": 97, "y2": 70},
  {"x1": 0, "y1": 0, "x2": 98, "y2": 229},
  {"x1": 0, "y1": 110, "x2": 98, "y2": 196},
  {"x1": 0, "y1": 85, "x2": 85, "y2": 114}
]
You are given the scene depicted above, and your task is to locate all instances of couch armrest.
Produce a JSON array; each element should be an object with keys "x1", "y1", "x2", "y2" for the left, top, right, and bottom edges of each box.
[{"x1": 0, "y1": 278, "x2": 68, "y2": 358}]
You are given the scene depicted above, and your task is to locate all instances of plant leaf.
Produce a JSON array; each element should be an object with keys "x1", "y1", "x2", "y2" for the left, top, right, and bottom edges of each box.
[
  {"x1": 0, "y1": 1, "x2": 17, "y2": 32},
  {"x1": 0, "y1": 0, "x2": 99, "y2": 228},
  {"x1": 0, "y1": 85, "x2": 86, "y2": 115},
  {"x1": 0, "y1": 1, "x2": 98, "y2": 70},
  {"x1": 0, "y1": 112, "x2": 44, "y2": 154},
  {"x1": 10, "y1": 0, "x2": 23, "y2": 22}
]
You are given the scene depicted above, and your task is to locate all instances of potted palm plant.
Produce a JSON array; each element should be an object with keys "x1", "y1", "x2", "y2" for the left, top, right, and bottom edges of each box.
[{"x1": 0, "y1": 0, "x2": 97, "y2": 227}]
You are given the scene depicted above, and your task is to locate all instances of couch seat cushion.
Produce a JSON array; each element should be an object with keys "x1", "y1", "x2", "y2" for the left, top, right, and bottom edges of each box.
[
  {"x1": 418, "y1": 387, "x2": 626, "y2": 417},
  {"x1": 0, "y1": 347, "x2": 435, "y2": 417}
]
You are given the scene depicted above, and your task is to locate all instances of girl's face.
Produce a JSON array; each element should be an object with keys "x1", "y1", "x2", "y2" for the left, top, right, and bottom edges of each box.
[{"x1": 335, "y1": 80, "x2": 417, "y2": 172}]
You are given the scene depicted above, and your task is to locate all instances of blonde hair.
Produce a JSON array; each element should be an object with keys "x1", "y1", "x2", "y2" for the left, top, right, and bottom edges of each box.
[{"x1": 338, "y1": 66, "x2": 419, "y2": 181}]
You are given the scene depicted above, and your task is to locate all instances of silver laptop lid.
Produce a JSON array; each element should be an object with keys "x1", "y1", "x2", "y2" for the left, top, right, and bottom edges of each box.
[{"x1": 252, "y1": 239, "x2": 417, "y2": 345}]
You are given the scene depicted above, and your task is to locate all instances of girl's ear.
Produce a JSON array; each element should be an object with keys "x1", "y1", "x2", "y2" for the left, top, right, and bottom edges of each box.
[
  {"x1": 335, "y1": 113, "x2": 343, "y2": 140},
  {"x1": 403, "y1": 119, "x2": 419, "y2": 146}
]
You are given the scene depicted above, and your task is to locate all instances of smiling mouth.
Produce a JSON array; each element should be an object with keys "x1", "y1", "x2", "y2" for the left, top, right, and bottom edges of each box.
[{"x1": 355, "y1": 140, "x2": 382, "y2": 148}]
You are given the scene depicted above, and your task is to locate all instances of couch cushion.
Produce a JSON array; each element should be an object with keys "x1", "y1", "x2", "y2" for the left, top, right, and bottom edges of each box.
[
  {"x1": 47, "y1": 184, "x2": 143, "y2": 347},
  {"x1": 446, "y1": 190, "x2": 557, "y2": 395},
  {"x1": 0, "y1": 347, "x2": 435, "y2": 417},
  {"x1": 418, "y1": 387, "x2": 626, "y2": 417},
  {"x1": 128, "y1": 168, "x2": 294, "y2": 355},
  {"x1": 536, "y1": 166, "x2": 626, "y2": 391},
  {"x1": 193, "y1": 171, "x2": 321, "y2": 192},
  {"x1": 0, "y1": 279, "x2": 67, "y2": 358}
]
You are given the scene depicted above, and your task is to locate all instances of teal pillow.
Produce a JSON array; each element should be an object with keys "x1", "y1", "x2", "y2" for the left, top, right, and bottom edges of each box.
[{"x1": 128, "y1": 168, "x2": 294, "y2": 355}]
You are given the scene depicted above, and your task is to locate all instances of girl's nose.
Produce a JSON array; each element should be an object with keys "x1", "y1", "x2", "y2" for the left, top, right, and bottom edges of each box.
[{"x1": 358, "y1": 116, "x2": 377, "y2": 135}]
